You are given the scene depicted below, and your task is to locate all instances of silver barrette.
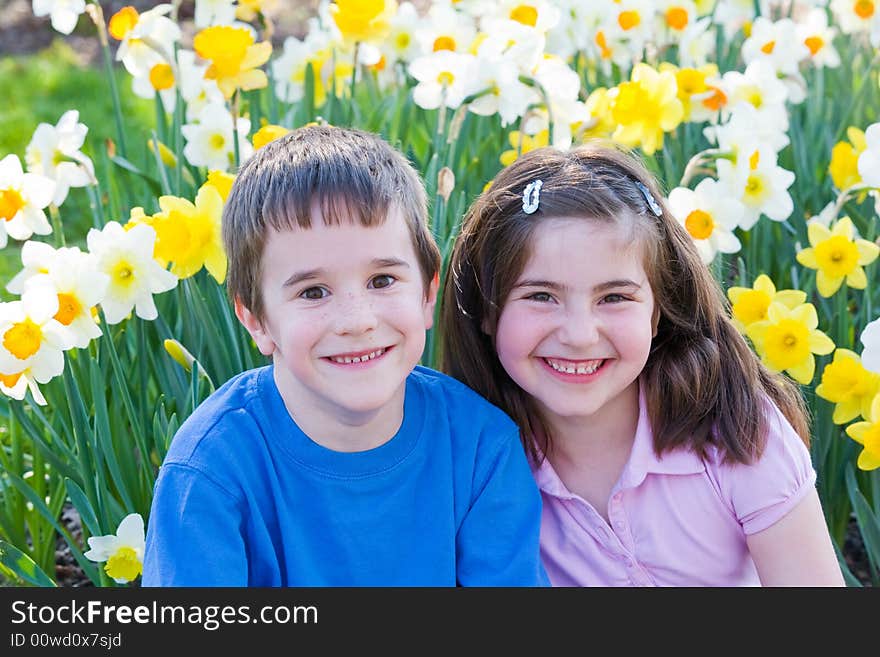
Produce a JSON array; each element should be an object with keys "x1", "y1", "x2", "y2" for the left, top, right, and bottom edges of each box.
[
  {"x1": 634, "y1": 180, "x2": 663, "y2": 217},
  {"x1": 522, "y1": 179, "x2": 543, "y2": 215}
]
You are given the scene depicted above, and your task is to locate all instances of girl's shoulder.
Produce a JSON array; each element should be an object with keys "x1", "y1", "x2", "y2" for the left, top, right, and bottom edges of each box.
[{"x1": 702, "y1": 399, "x2": 816, "y2": 535}]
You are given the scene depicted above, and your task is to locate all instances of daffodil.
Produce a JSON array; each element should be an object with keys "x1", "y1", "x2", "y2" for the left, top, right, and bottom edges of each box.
[
  {"x1": 816, "y1": 349, "x2": 880, "y2": 423},
  {"x1": 830, "y1": 0, "x2": 878, "y2": 36},
  {"x1": 741, "y1": 17, "x2": 808, "y2": 76},
  {"x1": 829, "y1": 127, "x2": 867, "y2": 190},
  {"x1": 857, "y1": 123, "x2": 880, "y2": 187},
  {"x1": 0, "y1": 367, "x2": 47, "y2": 406},
  {"x1": 0, "y1": 284, "x2": 75, "y2": 384},
  {"x1": 25, "y1": 110, "x2": 95, "y2": 207},
  {"x1": 181, "y1": 102, "x2": 253, "y2": 171},
  {"x1": 500, "y1": 130, "x2": 549, "y2": 166},
  {"x1": 151, "y1": 184, "x2": 227, "y2": 283},
  {"x1": 32, "y1": 0, "x2": 85, "y2": 35},
  {"x1": 109, "y1": 4, "x2": 181, "y2": 79},
  {"x1": 7, "y1": 241, "x2": 108, "y2": 349},
  {"x1": 252, "y1": 124, "x2": 291, "y2": 150},
  {"x1": 193, "y1": 0, "x2": 237, "y2": 28},
  {"x1": 330, "y1": 0, "x2": 398, "y2": 43},
  {"x1": 861, "y1": 318, "x2": 880, "y2": 374},
  {"x1": 716, "y1": 147, "x2": 795, "y2": 230},
  {"x1": 845, "y1": 393, "x2": 880, "y2": 471},
  {"x1": 745, "y1": 301, "x2": 835, "y2": 384},
  {"x1": 87, "y1": 222, "x2": 178, "y2": 325},
  {"x1": 204, "y1": 170, "x2": 235, "y2": 201},
  {"x1": 581, "y1": 87, "x2": 616, "y2": 140},
  {"x1": 84, "y1": 513, "x2": 145, "y2": 584},
  {"x1": 727, "y1": 274, "x2": 806, "y2": 333},
  {"x1": 667, "y1": 177, "x2": 743, "y2": 264},
  {"x1": 608, "y1": 63, "x2": 684, "y2": 156},
  {"x1": 413, "y1": 2, "x2": 474, "y2": 56},
  {"x1": 797, "y1": 7, "x2": 841, "y2": 69},
  {"x1": 659, "y1": 62, "x2": 720, "y2": 122},
  {"x1": 236, "y1": 0, "x2": 279, "y2": 22},
  {"x1": 0, "y1": 155, "x2": 55, "y2": 248},
  {"x1": 795, "y1": 217, "x2": 879, "y2": 297},
  {"x1": 193, "y1": 25, "x2": 272, "y2": 98},
  {"x1": 409, "y1": 50, "x2": 477, "y2": 111},
  {"x1": 499, "y1": 0, "x2": 561, "y2": 33}
]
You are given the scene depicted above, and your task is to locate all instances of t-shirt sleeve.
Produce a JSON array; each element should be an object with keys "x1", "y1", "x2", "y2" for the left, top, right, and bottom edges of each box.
[
  {"x1": 455, "y1": 430, "x2": 549, "y2": 586},
  {"x1": 142, "y1": 463, "x2": 249, "y2": 586},
  {"x1": 716, "y1": 401, "x2": 817, "y2": 536}
]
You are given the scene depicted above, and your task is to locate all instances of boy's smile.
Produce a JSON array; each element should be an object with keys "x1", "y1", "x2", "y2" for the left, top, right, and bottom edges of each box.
[
  {"x1": 236, "y1": 205, "x2": 437, "y2": 451},
  {"x1": 494, "y1": 217, "x2": 656, "y2": 433}
]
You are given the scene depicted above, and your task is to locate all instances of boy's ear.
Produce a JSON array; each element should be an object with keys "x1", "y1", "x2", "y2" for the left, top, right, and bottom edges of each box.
[
  {"x1": 423, "y1": 272, "x2": 440, "y2": 330},
  {"x1": 234, "y1": 298, "x2": 276, "y2": 357}
]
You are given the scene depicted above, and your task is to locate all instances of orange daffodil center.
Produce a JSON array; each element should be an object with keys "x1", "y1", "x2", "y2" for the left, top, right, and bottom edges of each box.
[
  {"x1": 0, "y1": 188, "x2": 25, "y2": 221},
  {"x1": 796, "y1": 217, "x2": 880, "y2": 297}
]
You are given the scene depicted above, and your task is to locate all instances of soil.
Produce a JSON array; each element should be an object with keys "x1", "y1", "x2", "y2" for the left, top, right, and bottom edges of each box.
[{"x1": 2, "y1": 1, "x2": 875, "y2": 589}]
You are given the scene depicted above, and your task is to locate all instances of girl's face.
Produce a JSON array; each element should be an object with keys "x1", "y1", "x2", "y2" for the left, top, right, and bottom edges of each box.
[{"x1": 494, "y1": 217, "x2": 657, "y2": 433}]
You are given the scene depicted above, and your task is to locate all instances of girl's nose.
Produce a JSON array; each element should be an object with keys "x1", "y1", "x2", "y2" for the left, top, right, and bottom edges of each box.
[{"x1": 557, "y1": 305, "x2": 600, "y2": 347}]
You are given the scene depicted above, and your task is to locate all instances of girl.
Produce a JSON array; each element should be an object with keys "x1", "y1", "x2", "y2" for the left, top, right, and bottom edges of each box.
[{"x1": 440, "y1": 143, "x2": 844, "y2": 586}]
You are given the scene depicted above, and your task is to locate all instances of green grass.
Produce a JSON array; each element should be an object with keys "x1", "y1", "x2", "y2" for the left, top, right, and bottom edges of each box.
[{"x1": 0, "y1": 39, "x2": 154, "y2": 287}]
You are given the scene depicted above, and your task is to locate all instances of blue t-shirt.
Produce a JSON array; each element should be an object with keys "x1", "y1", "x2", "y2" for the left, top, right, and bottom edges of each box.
[{"x1": 142, "y1": 365, "x2": 547, "y2": 586}]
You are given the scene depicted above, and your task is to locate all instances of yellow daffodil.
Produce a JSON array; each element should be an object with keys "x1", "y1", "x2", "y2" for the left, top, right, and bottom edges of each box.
[
  {"x1": 500, "y1": 130, "x2": 549, "y2": 166},
  {"x1": 252, "y1": 124, "x2": 291, "y2": 150},
  {"x1": 828, "y1": 127, "x2": 866, "y2": 190},
  {"x1": 152, "y1": 185, "x2": 227, "y2": 283},
  {"x1": 193, "y1": 26, "x2": 272, "y2": 99},
  {"x1": 795, "y1": 216, "x2": 879, "y2": 297},
  {"x1": 84, "y1": 513, "x2": 145, "y2": 584},
  {"x1": 816, "y1": 349, "x2": 880, "y2": 423},
  {"x1": 205, "y1": 170, "x2": 236, "y2": 202},
  {"x1": 726, "y1": 274, "x2": 807, "y2": 333},
  {"x1": 845, "y1": 393, "x2": 880, "y2": 471},
  {"x1": 745, "y1": 301, "x2": 835, "y2": 384},
  {"x1": 659, "y1": 62, "x2": 720, "y2": 123},
  {"x1": 608, "y1": 63, "x2": 684, "y2": 156},
  {"x1": 330, "y1": 0, "x2": 397, "y2": 43}
]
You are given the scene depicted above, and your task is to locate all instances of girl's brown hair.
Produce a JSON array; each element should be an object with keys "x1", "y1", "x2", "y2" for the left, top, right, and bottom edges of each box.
[{"x1": 440, "y1": 142, "x2": 809, "y2": 465}]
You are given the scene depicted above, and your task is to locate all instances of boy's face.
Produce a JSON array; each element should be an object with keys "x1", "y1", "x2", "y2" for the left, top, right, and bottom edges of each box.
[{"x1": 236, "y1": 205, "x2": 438, "y2": 437}]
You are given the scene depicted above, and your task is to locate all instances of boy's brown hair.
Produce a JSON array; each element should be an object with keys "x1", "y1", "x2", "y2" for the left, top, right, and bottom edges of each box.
[
  {"x1": 223, "y1": 124, "x2": 441, "y2": 321},
  {"x1": 440, "y1": 142, "x2": 809, "y2": 466}
]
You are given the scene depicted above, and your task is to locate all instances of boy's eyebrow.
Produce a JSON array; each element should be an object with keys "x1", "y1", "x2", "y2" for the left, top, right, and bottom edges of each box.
[
  {"x1": 513, "y1": 279, "x2": 642, "y2": 292},
  {"x1": 282, "y1": 259, "x2": 411, "y2": 288}
]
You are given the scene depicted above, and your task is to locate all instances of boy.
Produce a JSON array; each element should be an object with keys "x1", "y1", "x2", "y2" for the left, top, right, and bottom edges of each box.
[{"x1": 142, "y1": 125, "x2": 547, "y2": 586}]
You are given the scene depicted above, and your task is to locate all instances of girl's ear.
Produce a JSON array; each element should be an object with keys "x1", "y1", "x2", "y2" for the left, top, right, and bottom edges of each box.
[{"x1": 234, "y1": 298, "x2": 276, "y2": 357}]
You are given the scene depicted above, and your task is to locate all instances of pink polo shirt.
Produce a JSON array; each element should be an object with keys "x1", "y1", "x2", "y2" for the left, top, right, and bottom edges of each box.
[{"x1": 533, "y1": 386, "x2": 816, "y2": 586}]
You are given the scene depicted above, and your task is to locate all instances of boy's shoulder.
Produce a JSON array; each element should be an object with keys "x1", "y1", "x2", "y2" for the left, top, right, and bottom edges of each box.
[
  {"x1": 407, "y1": 365, "x2": 519, "y2": 437},
  {"x1": 161, "y1": 366, "x2": 269, "y2": 467}
]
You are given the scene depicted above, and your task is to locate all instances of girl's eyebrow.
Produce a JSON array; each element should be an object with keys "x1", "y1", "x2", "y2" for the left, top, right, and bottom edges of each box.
[
  {"x1": 513, "y1": 279, "x2": 642, "y2": 292},
  {"x1": 283, "y1": 258, "x2": 410, "y2": 288}
]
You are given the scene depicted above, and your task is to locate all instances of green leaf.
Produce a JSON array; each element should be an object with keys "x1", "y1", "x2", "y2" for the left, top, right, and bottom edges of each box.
[
  {"x1": 110, "y1": 156, "x2": 163, "y2": 196},
  {"x1": 0, "y1": 540, "x2": 57, "y2": 587},
  {"x1": 65, "y1": 478, "x2": 101, "y2": 539},
  {"x1": 845, "y1": 464, "x2": 880, "y2": 581}
]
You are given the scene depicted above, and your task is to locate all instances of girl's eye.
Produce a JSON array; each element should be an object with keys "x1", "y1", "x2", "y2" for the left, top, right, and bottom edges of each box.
[
  {"x1": 601, "y1": 293, "x2": 627, "y2": 304},
  {"x1": 526, "y1": 292, "x2": 554, "y2": 303},
  {"x1": 300, "y1": 286, "x2": 328, "y2": 300},
  {"x1": 369, "y1": 274, "x2": 395, "y2": 289}
]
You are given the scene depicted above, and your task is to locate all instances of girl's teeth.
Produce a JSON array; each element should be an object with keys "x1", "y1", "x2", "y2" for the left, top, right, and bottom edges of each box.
[{"x1": 546, "y1": 358, "x2": 602, "y2": 374}]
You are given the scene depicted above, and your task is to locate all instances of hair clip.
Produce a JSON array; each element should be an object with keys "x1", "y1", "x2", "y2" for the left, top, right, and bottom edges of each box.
[
  {"x1": 634, "y1": 179, "x2": 663, "y2": 217},
  {"x1": 522, "y1": 179, "x2": 543, "y2": 215}
]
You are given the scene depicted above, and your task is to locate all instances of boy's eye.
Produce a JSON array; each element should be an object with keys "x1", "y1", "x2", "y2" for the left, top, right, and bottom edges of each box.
[
  {"x1": 300, "y1": 286, "x2": 329, "y2": 300},
  {"x1": 526, "y1": 292, "x2": 554, "y2": 303},
  {"x1": 369, "y1": 274, "x2": 395, "y2": 289}
]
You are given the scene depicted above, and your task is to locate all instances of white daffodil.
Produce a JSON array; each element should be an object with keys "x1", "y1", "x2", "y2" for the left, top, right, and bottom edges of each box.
[
  {"x1": 668, "y1": 178, "x2": 744, "y2": 264},
  {"x1": 720, "y1": 60, "x2": 790, "y2": 127},
  {"x1": 84, "y1": 513, "x2": 145, "y2": 584},
  {"x1": 717, "y1": 147, "x2": 795, "y2": 230},
  {"x1": 111, "y1": 4, "x2": 182, "y2": 78},
  {"x1": 857, "y1": 123, "x2": 880, "y2": 187},
  {"x1": 704, "y1": 103, "x2": 790, "y2": 157},
  {"x1": 677, "y1": 16, "x2": 715, "y2": 67},
  {"x1": 861, "y1": 317, "x2": 880, "y2": 374},
  {"x1": 830, "y1": 0, "x2": 878, "y2": 36},
  {"x1": 32, "y1": 0, "x2": 85, "y2": 34},
  {"x1": 0, "y1": 155, "x2": 55, "y2": 248},
  {"x1": 713, "y1": 0, "x2": 756, "y2": 39},
  {"x1": 10, "y1": 241, "x2": 109, "y2": 349},
  {"x1": 742, "y1": 17, "x2": 809, "y2": 76},
  {"x1": 409, "y1": 50, "x2": 477, "y2": 110},
  {"x1": 525, "y1": 56, "x2": 590, "y2": 148},
  {"x1": 654, "y1": 0, "x2": 698, "y2": 46},
  {"x1": 467, "y1": 42, "x2": 538, "y2": 126},
  {"x1": 476, "y1": 18, "x2": 545, "y2": 72},
  {"x1": 0, "y1": 367, "x2": 47, "y2": 406},
  {"x1": 546, "y1": 1, "x2": 603, "y2": 58},
  {"x1": 87, "y1": 222, "x2": 178, "y2": 325},
  {"x1": 194, "y1": 0, "x2": 237, "y2": 28},
  {"x1": 181, "y1": 102, "x2": 253, "y2": 171},
  {"x1": 377, "y1": 1, "x2": 422, "y2": 67},
  {"x1": 0, "y1": 284, "x2": 75, "y2": 384},
  {"x1": 797, "y1": 8, "x2": 841, "y2": 69},
  {"x1": 414, "y1": 1, "x2": 475, "y2": 56},
  {"x1": 271, "y1": 33, "x2": 327, "y2": 104},
  {"x1": 604, "y1": 0, "x2": 657, "y2": 52},
  {"x1": 25, "y1": 110, "x2": 96, "y2": 207},
  {"x1": 495, "y1": 0, "x2": 561, "y2": 33}
]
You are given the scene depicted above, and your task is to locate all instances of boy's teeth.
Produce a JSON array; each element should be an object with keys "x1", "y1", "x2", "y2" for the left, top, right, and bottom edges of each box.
[
  {"x1": 331, "y1": 348, "x2": 385, "y2": 364},
  {"x1": 545, "y1": 358, "x2": 602, "y2": 374}
]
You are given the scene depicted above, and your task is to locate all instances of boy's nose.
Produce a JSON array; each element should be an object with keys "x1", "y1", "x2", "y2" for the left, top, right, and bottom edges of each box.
[{"x1": 334, "y1": 292, "x2": 378, "y2": 335}]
